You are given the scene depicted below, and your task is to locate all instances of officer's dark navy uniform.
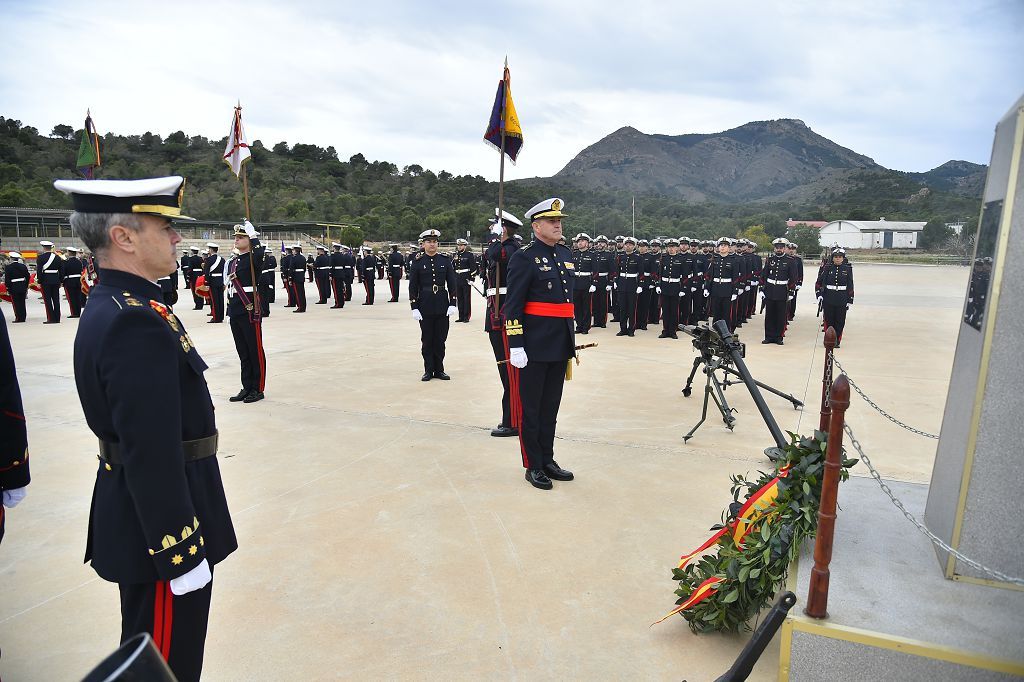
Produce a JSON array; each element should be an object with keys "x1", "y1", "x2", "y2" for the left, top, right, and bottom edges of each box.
[
  {"x1": 387, "y1": 245, "x2": 405, "y2": 302},
  {"x1": 341, "y1": 247, "x2": 356, "y2": 301},
  {"x1": 504, "y1": 198, "x2": 576, "y2": 490},
  {"x1": 591, "y1": 236, "x2": 614, "y2": 327},
  {"x1": 760, "y1": 239, "x2": 799, "y2": 344},
  {"x1": 615, "y1": 239, "x2": 643, "y2": 336},
  {"x1": 56, "y1": 175, "x2": 236, "y2": 682},
  {"x1": 658, "y1": 239, "x2": 689, "y2": 338},
  {"x1": 180, "y1": 250, "x2": 192, "y2": 289},
  {"x1": 281, "y1": 248, "x2": 295, "y2": 307},
  {"x1": 815, "y1": 248, "x2": 854, "y2": 346},
  {"x1": 329, "y1": 243, "x2": 346, "y2": 308},
  {"x1": 227, "y1": 225, "x2": 267, "y2": 401},
  {"x1": 646, "y1": 240, "x2": 663, "y2": 325},
  {"x1": 0, "y1": 304, "x2": 31, "y2": 543},
  {"x1": 157, "y1": 270, "x2": 179, "y2": 307},
  {"x1": 788, "y1": 243, "x2": 804, "y2": 321},
  {"x1": 188, "y1": 249, "x2": 205, "y2": 309},
  {"x1": 360, "y1": 251, "x2": 377, "y2": 304},
  {"x1": 409, "y1": 230, "x2": 457, "y2": 380},
  {"x1": 4, "y1": 255, "x2": 30, "y2": 322},
  {"x1": 36, "y1": 241, "x2": 63, "y2": 323},
  {"x1": 290, "y1": 246, "x2": 307, "y2": 312},
  {"x1": 203, "y1": 245, "x2": 225, "y2": 322},
  {"x1": 704, "y1": 239, "x2": 740, "y2": 332},
  {"x1": 312, "y1": 247, "x2": 331, "y2": 304},
  {"x1": 63, "y1": 248, "x2": 85, "y2": 317},
  {"x1": 259, "y1": 250, "x2": 276, "y2": 316},
  {"x1": 452, "y1": 240, "x2": 478, "y2": 322},
  {"x1": 572, "y1": 234, "x2": 597, "y2": 334},
  {"x1": 484, "y1": 212, "x2": 523, "y2": 437}
]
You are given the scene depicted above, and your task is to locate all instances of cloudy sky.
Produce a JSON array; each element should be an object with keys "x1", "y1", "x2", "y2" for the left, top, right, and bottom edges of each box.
[{"x1": 1, "y1": 0, "x2": 1021, "y2": 181}]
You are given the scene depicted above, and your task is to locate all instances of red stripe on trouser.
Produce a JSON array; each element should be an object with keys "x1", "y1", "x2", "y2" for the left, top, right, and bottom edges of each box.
[
  {"x1": 153, "y1": 581, "x2": 173, "y2": 660},
  {"x1": 255, "y1": 320, "x2": 266, "y2": 391},
  {"x1": 43, "y1": 292, "x2": 53, "y2": 321},
  {"x1": 331, "y1": 280, "x2": 339, "y2": 302},
  {"x1": 162, "y1": 584, "x2": 174, "y2": 659}
]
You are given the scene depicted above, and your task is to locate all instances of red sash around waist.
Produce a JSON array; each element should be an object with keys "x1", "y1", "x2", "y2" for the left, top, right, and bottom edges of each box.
[{"x1": 524, "y1": 302, "x2": 575, "y2": 318}]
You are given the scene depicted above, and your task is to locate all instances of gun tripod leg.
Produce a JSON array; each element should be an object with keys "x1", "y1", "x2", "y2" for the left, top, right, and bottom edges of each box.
[
  {"x1": 710, "y1": 373, "x2": 737, "y2": 430},
  {"x1": 682, "y1": 356, "x2": 702, "y2": 397},
  {"x1": 683, "y1": 370, "x2": 714, "y2": 442}
]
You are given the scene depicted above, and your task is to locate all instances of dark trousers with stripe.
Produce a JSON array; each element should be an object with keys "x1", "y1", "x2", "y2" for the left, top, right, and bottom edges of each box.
[
  {"x1": 618, "y1": 286, "x2": 638, "y2": 333},
  {"x1": 208, "y1": 286, "x2": 225, "y2": 322},
  {"x1": 388, "y1": 275, "x2": 401, "y2": 301},
  {"x1": 419, "y1": 314, "x2": 449, "y2": 374},
  {"x1": 64, "y1": 282, "x2": 83, "y2": 316},
  {"x1": 191, "y1": 282, "x2": 205, "y2": 310},
  {"x1": 284, "y1": 279, "x2": 295, "y2": 307},
  {"x1": 764, "y1": 298, "x2": 788, "y2": 341},
  {"x1": 315, "y1": 275, "x2": 330, "y2": 303},
  {"x1": 788, "y1": 293, "x2": 798, "y2": 320},
  {"x1": 292, "y1": 279, "x2": 306, "y2": 311},
  {"x1": 515, "y1": 359, "x2": 566, "y2": 470},
  {"x1": 592, "y1": 280, "x2": 609, "y2": 326},
  {"x1": 230, "y1": 314, "x2": 266, "y2": 393},
  {"x1": 710, "y1": 295, "x2": 734, "y2": 332},
  {"x1": 661, "y1": 292, "x2": 680, "y2": 335},
  {"x1": 822, "y1": 303, "x2": 848, "y2": 342},
  {"x1": 573, "y1": 288, "x2": 592, "y2": 332},
  {"x1": 363, "y1": 278, "x2": 374, "y2": 304},
  {"x1": 344, "y1": 278, "x2": 353, "y2": 301},
  {"x1": 649, "y1": 287, "x2": 661, "y2": 324},
  {"x1": 119, "y1": 577, "x2": 214, "y2": 682},
  {"x1": 636, "y1": 287, "x2": 652, "y2": 329},
  {"x1": 11, "y1": 292, "x2": 27, "y2": 322},
  {"x1": 455, "y1": 282, "x2": 472, "y2": 321},
  {"x1": 41, "y1": 283, "x2": 61, "y2": 322},
  {"x1": 489, "y1": 329, "x2": 512, "y2": 428},
  {"x1": 331, "y1": 277, "x2": 345, "y2": 307}
]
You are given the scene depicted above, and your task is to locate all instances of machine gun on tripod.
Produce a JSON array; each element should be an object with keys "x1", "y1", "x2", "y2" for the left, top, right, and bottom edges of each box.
[{"x1": 680, "y1": 320, "x2": 803, "y2": 445}]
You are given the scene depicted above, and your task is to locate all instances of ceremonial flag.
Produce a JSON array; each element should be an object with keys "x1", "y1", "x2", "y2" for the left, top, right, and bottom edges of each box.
[
  {"x1": 76, "y1": 111, "x2": 101, "y2": 179},
  {"x1": 483, "y1": 63, "x2": 523, "y2": 163},
  {"x1": 223, "y1": 104, "x2": 251, "y2": 178}
]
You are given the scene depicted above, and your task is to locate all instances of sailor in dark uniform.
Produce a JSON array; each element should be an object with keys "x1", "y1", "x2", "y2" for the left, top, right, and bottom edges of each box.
[
  {"x1": 787, "y1": 241, "x2": 803, "y2": 321},
  {"x1": 657, "y1": 238, "x2": 688, "y2": 338},
  {"x1": 505, "y1": 198, "x2": 576, "y2": 490},
  {"x1": 281, "y1": 246, "x2": 295, "y2": 308},
  {"x1": 341, "y1": 245, "x2": 356, "y2": 301},
  {"x1": 360, "y1": 249, "x2": 377, "y2": 304},
  {"x1": 591, "y1": 235, "x2": 613, "y2": 328},
  {"x1": 614, "y1": 237, "x2": 643, "y2": 336},
  {"x1": 55, "y1": 175, "x2": 236, "y2": 682},
  {"x1": 227, "y1": 221, "x2": 267, "y2": 402},
  {"x1": 259, "y1": 248, "x2": 276, "y2": 316},
  {"x1": 313, "y1": 245, "x2": 331, "y2": 304},
  {"x1": 452, "y1": 238, "x2": 478, "y2": 322},
  {"x1": 704, "y1": 237, "x2": 740, "y2": 332},
  {"x1": 189, "y1": 247, "x2": 205, "y2": 310},
  {"x1": 815, "y1": 247, "x2": 854, "y2": 346},
  {"x1": 290, "y1": 244, "x2": 307, "y2": 312},
  {"x1": 63, "y1": 246, "x2": 85, "y2": 317},
  {"x1": 203, "y1": 243, "x2": 226, "y2": 322},
  {"x1": 484, "y1": 209, "x2": 523, "y2": 437},
  {"x1": 4, "y1": 252, "x2": 30, "y2": 322},
  {"x1": 180, "y1": 249, "x2": 192, "y2": 289},
  {"x1": 329, "y1": 242, "x2": 346, "y2": 308},
  {"x1": 1, "y1": 304, "x2": 31, "y2": 544},
  {"x1": 572, "y1": 233, "x2": 596, "y2": 334},
  {"x1": 760, "y1": 238, "x2": 799, "y2": 345},
  {"x1": 409, "y1": 229, "x2": 457, "y2": 380},
  {"x1": 387, "y1": 244, "x2": 405, "y2": 302},
  {"x1": 36, "y1": 240, "x2": 63, "y2": 323}
]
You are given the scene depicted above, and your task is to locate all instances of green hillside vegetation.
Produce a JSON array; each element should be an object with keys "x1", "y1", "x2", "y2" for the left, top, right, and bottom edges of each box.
[{"x1": 0, "y1": 116, "x2": 980, "y2": 247}]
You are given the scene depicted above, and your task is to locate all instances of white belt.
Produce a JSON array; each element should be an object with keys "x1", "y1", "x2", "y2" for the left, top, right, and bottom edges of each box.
[
  {"x1": 293, "y1": 268, "x2": 306, "y2": 272},
  {"x1": 486, "y1": 287, "x2": 507, "y2": 295},
  {"x1": 456, "y1": 269, "x2": 470, "y2": 273},
  {"x1": 9, "y1": 277, "x2": 25, "y2": 282},
  {"x1": 620, "y1": 273, "x2": 638, "y2": 278},
  {"x1": 391, "y1": 265, "x2": 402, "y2": 269},
  {"x1": 767, "y1": 278, "x2": 789, "y2": 286},
  {"x1": 261, "y1": 268, "x2": 274, "y2": 274},
  {"x1": 575, "y1": 271, "x2": 592, "y2": 276},
  {"x1": 44, "y1": 269, "x2": 59, "y2": 273},
  {"x1": 344, "y1": 266, "x2": 354, "y2": 269},
  {"x1": 316, "y1": 266, "x2": 330, "y2": 270},
  {"x1": 64, "y1": 274, "x2": 79, "y2": 279},
  {"x1": 713, "y1": 277, "x2": 731, "y2": 283},
  {"x1": 826, "y1": 285, "x2": 847, "y2": 290},
  {"x1": 661, "y1": 277, "x2": 680, "y2": 283}
]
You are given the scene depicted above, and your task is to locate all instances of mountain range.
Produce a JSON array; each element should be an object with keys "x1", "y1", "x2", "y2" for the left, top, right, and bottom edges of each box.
[{"x1": 552, "y1": 118, "x2": 986, "y2": 204}]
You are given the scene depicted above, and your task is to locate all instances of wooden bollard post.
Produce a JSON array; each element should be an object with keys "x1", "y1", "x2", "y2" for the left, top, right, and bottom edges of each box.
[
  {"x1": 805, "y1": 373, "x2": 850, "y2": 619},
  {"x1": 819, "y1": 327, "x2": 837, "y2": 433}
]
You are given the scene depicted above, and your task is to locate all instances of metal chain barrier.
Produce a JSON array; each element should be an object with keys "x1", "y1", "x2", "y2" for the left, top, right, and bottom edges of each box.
[
  {"x1": 843, "y1": 422, "x2": 1024, "y2": 586},
  {"x1": 833, "y1": 358, "x2": 939, "y2": 439}
]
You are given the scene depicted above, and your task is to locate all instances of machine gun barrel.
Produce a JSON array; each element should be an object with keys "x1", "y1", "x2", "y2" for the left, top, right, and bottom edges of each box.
[{"x1": 714, "y1": 591, "x2": 797, "y2": 682}]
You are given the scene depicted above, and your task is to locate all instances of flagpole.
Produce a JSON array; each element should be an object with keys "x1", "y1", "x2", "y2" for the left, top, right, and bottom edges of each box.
[
  {"x1": 241, "y1": 162, "x2": 251, "y2": 220},
  {"x1": 632, "y1": 195, "x2": 636, "y2": 238}
]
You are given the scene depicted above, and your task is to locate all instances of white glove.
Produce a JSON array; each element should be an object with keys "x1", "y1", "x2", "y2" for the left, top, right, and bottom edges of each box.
[
  {"x1": 446, "y1": 305, "x2": 457, "y2": 317},
  {"x1": 656, "y1": 286, "x2": 662, "y2": 294},
  {"x1": 703, "y1": 289, "x2": 709, "y2": 298},
  {"x1": 636, "y1": 286, "x2": 642, "y2": 294},
  {"x1": 242, "y1": 220, "x2": 259, "y2": 238},
  {"x1": 846, "y1": 302, "x2": 852, "y2": 310},
  {"x1": 691, "y1": 287, "x2": 697, "y2": 293},
  {"x1": 2, "y1": 487, "x2": 27, "y2": 508},
  {"x1": 606, "y1": 285, "x2": 612, "y2": 291},
  {"x1": 795, "y1": 285, "x2": 802, "y2": 290},
  {"x1": 760, "y1": 291, "x2": 765, "y2": 300},
  {"x1": 678, "y1": 291, "x2": 685, "y2": 297},
  {"x1": 731, "y1": 294, "x2": 737, "y2": 301},
  {"x1": 411, "y1": 309, "x2": 423, "y2": 321},
  {"x1": 788, "y1": 294, "x2": 795, "y2": 301},
  {"x1": 170, "y1": 558, "x2": 212, "y2": 596},
  {"x1": 588, "y1": 285, "x2": 596, "y2": 293},
  {"x1": 745, "y1": 285, "x2": 751, "y2": 292},
  {"x1": 509, "y1": 347, "x2": 528, "y2": 368},
  {"x1": 816, "y1": 296, "x2": 822, "y2": 304}
]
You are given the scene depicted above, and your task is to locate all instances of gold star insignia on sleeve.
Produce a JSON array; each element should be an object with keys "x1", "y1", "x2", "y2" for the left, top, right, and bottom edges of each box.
[
  {"x1": 172, "y1": 554, "x2": 183, "y2": 565},
  {"x1": 189, "y1": 545, "x2": 198, "y2": 556}
]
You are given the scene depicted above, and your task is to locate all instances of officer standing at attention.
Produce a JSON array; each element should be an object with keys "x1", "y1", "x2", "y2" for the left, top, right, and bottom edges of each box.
[
  {"x1": 360, "y1": 248, "x2": 377, "y2": 305},
  {"x1": 4, "y1": 252, "x2": 30, "y2": 322},
  {"x1": 571, "y1": 233, "x2": 596, "y2": 334},
  {"x1": 591, "y1": 235, "x2": 613, "y2": 328},
  {"x1": 313, "y1": 245, "x2": 331, "y2": 304},
  {"x1": 409, "y1": 229, "x2": 458, "y2": 380},
  {"x1": 36, "y1": 240, "x2": 63, "y2": 323},
  {"x1": 203, "y1": 243, "x2": 226, "y2": 323},
  {"x1": 180, "y1": 248, "x2": 192, "y2": 289},
  {"x1": 341, "y1": 245, "x2": 356, "y2": 301},
  {"x1": 55, "y1": 175, "x2": 236, "y2": 682},
  {"x1": 485, "y1": 209, "x2": 524, "y2": 438},
  {"x1": 329, "y1": 243, "x2": 345, "y2": 308},
  {"x1": 505, "y1": 198, "x2": 576, "y2": 491},
  {"x1": 704, "y1": 237, "x2": 740, "y2": 332},
  {"x1": 290, "y1": 244, "x2": 308, "y2": 312},
  {"x1": 62, "y1": 246, "x2": 85, "y2": 318},
  {"x1": 387, "y1": 243, "x2": 405, "y2": 302},
  {"x1": 189, "y1": 247, "x2": 205, "y2": 310},
  {"x1": 614, "y1": 237, "x2": 643, "y2": 336},
  {"x1": 280, "y1": 246, "x2": 294, "y2": 308},
  {"x1": 760, "y1": 238, "x2": 799, "y2": 345},
  {"x1": 452, "y1": 238, "x2": 478, "y2": 322},
  {"x1": 787, "y1": 241, "x2": 803, "y2": 321},
  {"x1": 658, "y1": 238, "x2": 687, "y2": 338},
  {"x1": 815, "y1": 247, "x2": 854, "y2": 347},
  {"x1": 259, "y1": 246, "x2": 276, "y2": 317},
  {"x1": 1, "y1": 303, "x2": 31, "y2": 542},
  {"x1": 227, "y1": 221, "x2": 267, "y2": 402}
]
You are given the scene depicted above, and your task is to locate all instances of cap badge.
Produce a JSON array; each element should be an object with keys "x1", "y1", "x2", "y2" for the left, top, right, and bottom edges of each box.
[{"x1": 551, "y1": 199, "x2": 561, "y2": 211}]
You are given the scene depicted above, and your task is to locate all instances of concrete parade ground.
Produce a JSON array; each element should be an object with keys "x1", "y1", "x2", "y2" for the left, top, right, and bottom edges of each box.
[{"x1": 0, "y1": 263, "x2": 966, "y2": 681}]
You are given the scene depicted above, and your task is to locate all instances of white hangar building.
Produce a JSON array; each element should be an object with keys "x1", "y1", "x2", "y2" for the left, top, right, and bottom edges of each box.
[{"x1": 817, "y1": 219, "x2": 927, "y2": 249}]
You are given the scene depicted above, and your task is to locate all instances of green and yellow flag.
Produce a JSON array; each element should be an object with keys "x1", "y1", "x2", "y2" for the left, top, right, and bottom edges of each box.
[{"x1": 76, "y1": 111, "x2": 101, "y2": 179}]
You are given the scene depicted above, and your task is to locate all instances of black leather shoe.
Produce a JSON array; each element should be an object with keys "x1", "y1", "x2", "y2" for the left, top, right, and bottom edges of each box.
[
  {"x1": 433, "y1": 371, "x2": 450, "y2": 380},
  {"x1": 330, "y1": 305, "x2": 343, "y2": 309},
  {"x1": 658, "y1": 332, "x2": 670, "y2": 338},
  {"x1": 490, "y1": 425, "x2": 518, "y2": 437},
  {"x1": 525, "y1": 469, "x2": 553, "y2": 490},
  {"x1": 762, "y1": 339, "x2": 772, "y2": 344},
  {"x1": 421, "y1": 373, "x2": 432, "y2": 381},
  {"x1": 544, "y1": 461, "x2": 574, "y2": 481},
  {"x1": 229, "y1": 389, "x2": 248, "y2": 402},
  {"x1": 243, "y1": 391, "x2": 265, "y2": 403},
  {"x1": 615, "y1": 330, "x2": 628, "y2": 336},
  {"x1": 627, "y1": 332, "x2": 634, "y2": 337}
]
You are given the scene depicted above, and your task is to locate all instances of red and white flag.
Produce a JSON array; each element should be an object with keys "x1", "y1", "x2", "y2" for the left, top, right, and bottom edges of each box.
[{"x1": 223, "y1": 104, "x2": 251, "y2": 178}]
